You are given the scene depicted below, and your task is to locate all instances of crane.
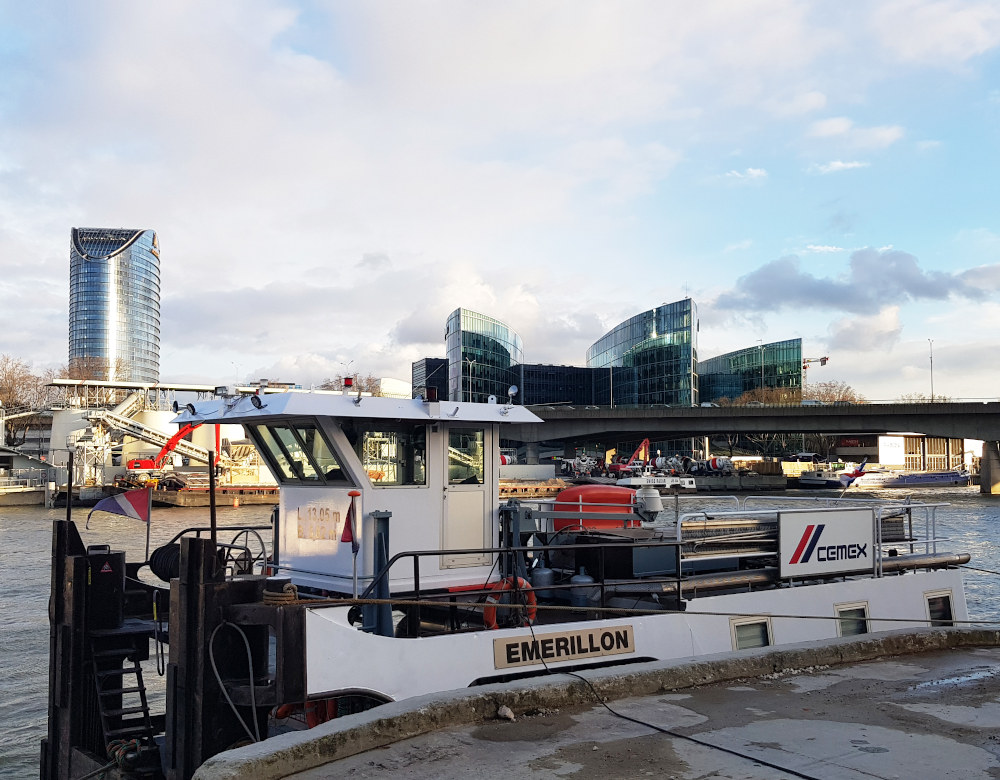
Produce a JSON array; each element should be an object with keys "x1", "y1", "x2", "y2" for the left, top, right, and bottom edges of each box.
[{"x1": 802, "y1": 356, "x2": 829, "y2": 398}]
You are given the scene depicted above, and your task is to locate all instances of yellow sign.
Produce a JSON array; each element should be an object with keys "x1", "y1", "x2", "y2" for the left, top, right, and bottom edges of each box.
[{"x1": 493, "y1": 625, "x2": 635, "y2": 669}]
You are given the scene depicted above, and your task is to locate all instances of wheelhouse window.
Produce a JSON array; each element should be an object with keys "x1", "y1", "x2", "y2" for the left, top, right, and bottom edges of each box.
[
  {"x1": 926, "y1": 591, "x2": 954, "y2": 627},
  {"x1": 836, "y1": 602, "x2": 869, "y2": 636},
  {"x1": 448, "y1": 428, "x2": 485, "y2": 484},
  {"x1": 249, "y1": 422, "x2": 350, "y2": 485},
  {"x1": 355, "y1": 426, "x2": 426, "y2": 486},
  {"x1": 731, "y1": 617, "x2": 771, "y2": 650}
]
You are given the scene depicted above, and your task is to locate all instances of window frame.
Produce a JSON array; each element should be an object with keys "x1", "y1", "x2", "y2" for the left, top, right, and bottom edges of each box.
[
  {"x1": 248, "y1": 419, "x2": 354, "y2": 486},
  {"x1": 835, "y1": 601, "x2": 870, "y2": 637},
  {"x1": 925, "y1": 590, "x2": 955, "y2": 627},
  {"x1": 730, "y1": 616, "x2": 773, "y2": 650}
]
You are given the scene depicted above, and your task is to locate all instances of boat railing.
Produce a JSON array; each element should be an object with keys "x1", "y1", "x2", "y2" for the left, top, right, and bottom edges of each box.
[
  {"x1": 0, "y1": 467, "x2": 51, "y2": 488},
  {"x1": 155, "y1": 524, "x2": 273, "y2": 578},
  {"x1": 357, "y1": 538, "x2": 686, "y2": 637}
]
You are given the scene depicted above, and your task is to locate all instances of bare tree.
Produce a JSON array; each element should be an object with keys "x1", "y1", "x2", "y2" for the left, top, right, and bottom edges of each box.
[
  {"x1": 0, "y1": 355, "x2": 58, "y2": 447},
  {"x1": 896, "y1": 392, "x2": 950, "y2": 403},
  {"x1": 808, "y1": 381, "x2": 867, "y2": 404},
  {"x1": 318, "y1": 372, "x2": 383, "y2": 396}
]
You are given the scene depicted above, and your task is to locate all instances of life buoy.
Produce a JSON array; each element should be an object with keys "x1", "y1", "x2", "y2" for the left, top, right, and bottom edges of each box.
[{"x1": 483, "y1": 577, "x2": 537, "y2": 630}]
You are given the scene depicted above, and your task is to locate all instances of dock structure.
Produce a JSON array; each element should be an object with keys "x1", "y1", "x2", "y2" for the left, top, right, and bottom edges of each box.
[{"x1": 192, "y1": 629, "x2": 1000, "y2": 780}]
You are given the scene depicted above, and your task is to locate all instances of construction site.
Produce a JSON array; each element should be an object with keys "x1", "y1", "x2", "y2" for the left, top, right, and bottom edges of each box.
[{"x1": 45, "y1": 380, "x2": 277, "y2": 506}]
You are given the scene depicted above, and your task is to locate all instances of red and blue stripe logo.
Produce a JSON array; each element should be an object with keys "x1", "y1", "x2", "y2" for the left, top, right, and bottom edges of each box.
[{"x1": 788, "y1": 524, "x2": 825, "y2": 564}]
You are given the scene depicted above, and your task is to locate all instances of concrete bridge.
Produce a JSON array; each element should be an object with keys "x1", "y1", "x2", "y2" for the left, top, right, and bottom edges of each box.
[{"x1": 504, "y1": 401, "x2": 1000, "y2": 493}]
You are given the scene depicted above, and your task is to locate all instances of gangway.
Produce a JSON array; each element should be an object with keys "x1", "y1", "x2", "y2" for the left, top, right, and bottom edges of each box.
[{"x1": 89, "y1": 409, "x2": 213, "y2": 464}]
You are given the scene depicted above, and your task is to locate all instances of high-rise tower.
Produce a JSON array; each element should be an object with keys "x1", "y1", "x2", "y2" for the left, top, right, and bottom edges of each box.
[{"x1": 69, "y1": 228, "x2": 161, "y2": 383}]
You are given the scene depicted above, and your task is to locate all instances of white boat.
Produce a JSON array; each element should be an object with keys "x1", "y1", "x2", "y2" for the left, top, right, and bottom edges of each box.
[
  {"x1": 797, "y1": 465, "x2": 849, "y2": 489},
  {"x1": 844, "y1": 468, "x2": 971, "y2": 489},
  {"x1": 43, "y1": 389, "x2": 974, "y2": 777},
  {"x1": 175, "y1": 391, "x2": 969, "y2": 704}
]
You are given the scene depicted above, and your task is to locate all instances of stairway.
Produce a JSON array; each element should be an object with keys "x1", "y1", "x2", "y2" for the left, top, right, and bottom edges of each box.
[{"x1": 89, "y1": 640, "x2": 156, "y2": 747}]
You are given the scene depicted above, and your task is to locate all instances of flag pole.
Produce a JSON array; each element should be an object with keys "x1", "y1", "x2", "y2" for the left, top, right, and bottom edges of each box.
[
  {"x1": 65, "y1": 449, "x2": 74, "y2": 523},
  {"x1": 145, "y1": 487, "x2": 152, "y2": 562},
  {"x1": 351, "y1": 493, "x2": 358, "y2": 599},
  {"x1": 208, "y1": 451, "x2": 217, "y2": 547}
]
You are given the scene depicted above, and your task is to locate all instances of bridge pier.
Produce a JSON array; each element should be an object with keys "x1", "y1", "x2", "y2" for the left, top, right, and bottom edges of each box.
[
  {"x1": 980, "y1": 442, "x2": 1000, "y2": 494},
  {"x1": 523, "y1": 442, "x2": 539, "y2": 465}
]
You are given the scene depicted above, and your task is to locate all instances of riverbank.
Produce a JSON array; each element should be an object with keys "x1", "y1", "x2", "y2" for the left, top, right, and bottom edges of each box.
[{"x1": 196, "y1": 628, "x2": 1000, "y2": 779}]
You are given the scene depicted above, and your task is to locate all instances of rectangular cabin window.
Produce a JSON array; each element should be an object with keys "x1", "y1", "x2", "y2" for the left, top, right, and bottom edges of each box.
[
  {"x1": 926, "y1": 592, "x2": 954, "y2": 627},
  {"x1": 249, "y1": 423, "x2": 350, "y2": 485},
  {"x1": 358, "y1": 428, "x2": 426, "y2": 486},
  {"x1": 731, "y1": 618, "x2": 771, "y2": 650},
  {"x1": 836, "y1": 603, "x2": 869, "y2": 636},
  {"x1": 448, "y1": 428, "x2": 485, "y2": 484}
]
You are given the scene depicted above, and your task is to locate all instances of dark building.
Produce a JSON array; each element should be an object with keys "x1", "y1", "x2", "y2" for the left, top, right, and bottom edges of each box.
[
  {"x1": 515, "y1": 364, "x2": 598, "y2": 406},
  {"x1": 411, "y1": 358, "x2": 449, "y2": 401}
]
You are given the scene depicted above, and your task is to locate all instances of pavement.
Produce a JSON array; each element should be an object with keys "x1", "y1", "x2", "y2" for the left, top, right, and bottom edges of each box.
[{"x1": 195, "y1": 628, "x2": 1000, "y2": 780}]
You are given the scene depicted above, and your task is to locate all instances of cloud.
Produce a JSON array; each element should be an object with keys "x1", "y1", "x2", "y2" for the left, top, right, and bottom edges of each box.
[
  {"x1": 811, "y1": 160, "x2": 871, "y2": 174},
  {"x1": 827, "y1": 306, "x2": 903, "y2": 352},
  {"x1": 711, "y1": 247, "x2": 987, "y2": 315},
  {"x1": 807, "y1": 118, "x2": 904, "y2": 149},
  {"x1": 870, "y1": 0, "x2": 1000, "y2": 64},
  {"x1": 724, "y1": 167, "x2": 768, "y2": 180},
  {"x1": 804, "y1": 244, "x2": 844, "y2": 253}
]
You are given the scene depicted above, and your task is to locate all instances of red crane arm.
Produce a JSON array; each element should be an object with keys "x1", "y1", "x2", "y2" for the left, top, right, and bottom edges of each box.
[{"x1": 152, "y1": 422, "x2": 203, "y2": 468}]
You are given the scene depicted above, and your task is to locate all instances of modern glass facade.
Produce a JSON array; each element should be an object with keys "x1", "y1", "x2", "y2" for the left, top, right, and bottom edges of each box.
[
  {"x1": 698, "y1": 338, "x2": 803, "y2": 402},
  {"x1": 69, "y1": 228, "x2": 160, "y2": 383},
  {"x1": 411, "y1": 357, "x2": 449, "y2": 400},
  {"x1": 445, "y1": 309, "x2": 523, "y2": 402},
  {"x1": 585, "y1": 299, "x2": 699, "y2": 406},
  {"x1": 516, "y1": 364, "x2": 597, "y2": 406}
]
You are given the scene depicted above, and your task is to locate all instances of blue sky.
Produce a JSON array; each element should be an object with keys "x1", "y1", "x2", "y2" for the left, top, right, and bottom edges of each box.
[{"x1": 2, "y1": 1, "x2": 999, "y2": 400}]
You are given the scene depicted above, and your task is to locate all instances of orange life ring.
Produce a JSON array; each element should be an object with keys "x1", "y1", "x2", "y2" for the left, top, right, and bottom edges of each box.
[{"x1": 483, "y1": 577, "x2": 537, "y2": 630}]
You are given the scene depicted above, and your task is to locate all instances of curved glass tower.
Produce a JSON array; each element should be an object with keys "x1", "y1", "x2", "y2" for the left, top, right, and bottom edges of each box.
[
  {"x1": 69, "y1": 228, "x2": 161, "y2": 383},
  {"x1": 445, "y1": 308, "x2": 523, "y2": 402},
  {"x1": 586, "y1": 299, "x2": 698, "y2": 406},
  {"x1": 698, "y1": 339, "x2": 803, "y2": 402}
]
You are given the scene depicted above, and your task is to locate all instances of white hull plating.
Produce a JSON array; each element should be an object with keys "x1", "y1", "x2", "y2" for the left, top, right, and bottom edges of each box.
[{"x1": 304, "y1": 568, "x2": 967, "y2": 702}]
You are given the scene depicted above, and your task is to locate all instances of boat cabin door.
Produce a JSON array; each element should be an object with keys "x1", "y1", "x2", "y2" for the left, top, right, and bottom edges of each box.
[{"x1": 442, "y1": 426, "x2": 492, "y2": 568}]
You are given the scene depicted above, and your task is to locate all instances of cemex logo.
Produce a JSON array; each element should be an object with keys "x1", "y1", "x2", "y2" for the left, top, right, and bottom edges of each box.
[{"x1": 788, "y1": 524, "x2": 868, "y2": 564}]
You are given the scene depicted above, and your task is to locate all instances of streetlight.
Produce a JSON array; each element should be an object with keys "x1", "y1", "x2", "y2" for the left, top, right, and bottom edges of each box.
[
  {"x1": 757, "y1": 341, "x2": 765, "y2": 392},
  {"x1": 339, "y1": 359, "x2": 355, "y2": 390},
  {"x1": 464, "y1": 358, "x2": 476, "y2": 402},
  {"x1": 928, "y1": 339, "x2": 934, "y2": 402}
]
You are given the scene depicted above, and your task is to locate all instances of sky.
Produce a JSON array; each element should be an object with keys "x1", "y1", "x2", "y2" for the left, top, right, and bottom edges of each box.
[{"x1": 2, "y1": 1, "x2": 1000, "y2": 401}]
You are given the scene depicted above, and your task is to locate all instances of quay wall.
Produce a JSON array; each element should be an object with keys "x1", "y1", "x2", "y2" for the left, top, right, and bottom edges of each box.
[{"x1": 193, "y1": 627, "x2": 1000, "y2": 780}]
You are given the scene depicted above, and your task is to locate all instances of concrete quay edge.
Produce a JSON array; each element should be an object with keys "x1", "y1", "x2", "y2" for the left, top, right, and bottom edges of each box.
[{"x1": 192, "y1": 626, "x2": 1000, "y2": 780}]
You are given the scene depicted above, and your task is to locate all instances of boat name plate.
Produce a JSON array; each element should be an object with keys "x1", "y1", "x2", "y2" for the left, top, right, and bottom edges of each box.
[{"x1": 493, "y1": 625, "x2": 635, "y2": 669}]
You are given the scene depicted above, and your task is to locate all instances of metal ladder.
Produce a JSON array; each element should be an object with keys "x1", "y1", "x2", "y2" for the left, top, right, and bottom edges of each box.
[{"x1": 89, "y1": 641, "x2": 156, "y2": 748}]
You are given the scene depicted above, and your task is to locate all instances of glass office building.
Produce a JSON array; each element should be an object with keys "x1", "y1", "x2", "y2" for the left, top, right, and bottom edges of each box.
[
  {"x1": 69, "y1": 228, "x2": 161, "y2": 383},
  {"x1": 586, "y1": 299, "x2": 699, "y2": 406},
  {"x1": 698, "y1": 338, "x2": 803, "y2": 403},
  {"x1": 445, "y1": 309, "x2": 524, "y2": 402},
  {"x1": 516, "y1": 364, "x2": 597, "y2": 406},
  {"x1": 411, "y1": 357, "x2": 449, "y2": 401}
]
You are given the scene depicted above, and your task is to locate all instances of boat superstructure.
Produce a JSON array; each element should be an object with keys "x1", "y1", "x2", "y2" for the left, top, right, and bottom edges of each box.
[{"x1": 42, "y1": 390, "x2": 973, "y2": 779}]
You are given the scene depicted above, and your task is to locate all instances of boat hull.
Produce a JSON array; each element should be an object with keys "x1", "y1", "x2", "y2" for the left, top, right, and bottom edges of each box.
[{"x1": 304, "y1": 568, "x2": 967, "y2": 702}]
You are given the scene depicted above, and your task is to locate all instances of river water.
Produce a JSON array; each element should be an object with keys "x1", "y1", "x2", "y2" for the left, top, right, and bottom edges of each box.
[{"x1": 3, "y1": 490, "x2": 1000, "y2": 778}]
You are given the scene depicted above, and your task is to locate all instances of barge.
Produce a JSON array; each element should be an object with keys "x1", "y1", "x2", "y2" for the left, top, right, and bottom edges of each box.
[{"x1": 41, "y1": 390, "x2": 972, "y2": 779}]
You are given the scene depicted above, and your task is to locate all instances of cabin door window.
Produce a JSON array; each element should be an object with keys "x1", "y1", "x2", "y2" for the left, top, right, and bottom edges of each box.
[{"x1": 442, "y1": 427, "x2": 490, "y2": 568}]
